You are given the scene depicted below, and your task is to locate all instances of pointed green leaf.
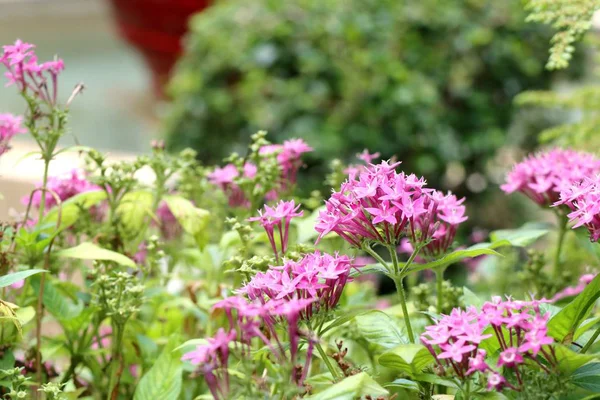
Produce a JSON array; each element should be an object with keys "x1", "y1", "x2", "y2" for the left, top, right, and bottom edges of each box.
[
  {"x1": 30, "y1": 276, "x2": 83, "y2": 321},
  {"x1": 548, "y1": 274, "x2": 600, "y2": 342},
  {"x1": 0, "y1": 269, "x2": 47, "y2": 288},
  {"x1": 56, "y1": 242, "x2": 135, "y2": 268},
  {"x1": 385, "y1": 378, "x2": 420, "y2": 391},
  {"x1": 378, "y1": 344, "x2": 435, "y2": 376},
  {"x1": 117, "y1": 190, "x2": 154, "y2": 238},
  {"x1": 572, "y1": 363, "x2": 600, "y2": 392},
  {"x1": 490, "y1": 223, "x2": 550, "y2": 247},
  {"x1": 413, "y1": 373, "x2": 458, "y2": 388},
  {"x1": 134, "y1": 335, "x2": 182, "y2": 400},
  {"x1": 354, "y1": 310, "x2": 408, "y2": 349},
  {"x1": 305, "y1": 372, "x2": 388, "y2": 400},
  {"x1": 404, "y1": 242, "x2": 506, "y2": 276}
]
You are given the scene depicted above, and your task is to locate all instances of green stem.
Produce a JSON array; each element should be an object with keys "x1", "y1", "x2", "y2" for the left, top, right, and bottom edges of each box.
[
  {"x1": 393, "y1": 277, "x2": 415, "y2": 343},
  {"x1": 362, "y1": 245, "x2": 391, "y2": 273},
  {"x1": 553, "y1": 214, "x2": 568, "y2": 279},
  {"x1": 463, "y1": 379, "x2": 471, "y2": 400},
  {"x1": 389, "y1": 245, "x2": 421, "y2": 343},
  {"x1": 107, "y1": 323, "x2": 125, "y2": 400},
  {"x1": 436, "y1": 269, "x2": 444, "y2": 314},
  {"x1": 581, "y1": 325, "x2": 600, "y2": 354},
  {"x1": 315, "y1": 341, "x2": 340, "y2": 380}
]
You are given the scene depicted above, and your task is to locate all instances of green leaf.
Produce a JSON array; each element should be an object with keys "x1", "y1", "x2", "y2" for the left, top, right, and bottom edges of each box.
[
  {"x1": 553, "y1": 345, "x2": 594, "y2": 375},
  {"x1": 321, "y1": 309, "x2": 369, "y2": 334},
  {"x1": 56, "y1": 242, "x2": 135, "y2": 268},
  {"x1": 378, "y1": 344, "x2": 435, "y2": 376},
  {"x1": 117, "y1": 190, "x2": 154, "y2": 238},
  {"x1": 461, "y1": 287, "x2": 484, "y2": 309},
  {"x1": 134, "y1": 335, "x2": 182, "y2": 400},
  {"x1": 43, "y1": 190, "x2": 107, "y2": 231},
  {"x1": 0, "y1": 269, "x2": 47, "y2": 288},
  {"x1": 490, "y1": 223, "x2": 550, "y2": 247},
  {"x1": 30, "y1": 276, "x2": 83, "y2": 321},
  {"x1": 15, "y1": 306, "x2": 35, "y2": 326},
  {"x1": 305, "y1": 372, "x2": 388, "y2": 400},
  {"x1": 164, "y1": 195, "x2": 210, "y2": 249},
  {"x1": 354, "y1": 310, "x2": 408, "y2": 349},
  {"x1": 350, "y1": 263, "x2": 388, "y2": 278},
  {"x1": 572, "y1": 363, "x2": 600, "y2": 392},
  {"x1": 413, "y1": 373, "x2": 458, "y2": 388},
  {"x1": 292, "y1": 206, "x2": 323, "y2": 244},
  {"x1": 548, "y1": 274, "x2": 600, "y2": 342},
  {"x1": 404, "y1": 242, "x2": 505, "y2": 276},
  {"x1": 385, "y1": 378, "x2": 420, "y2": 391}
]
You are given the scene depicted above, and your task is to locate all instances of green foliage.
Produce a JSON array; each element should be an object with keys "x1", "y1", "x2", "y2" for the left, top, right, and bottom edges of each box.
[
  {"x1": 134, "y1": 336, "x2": 183, "y2": 400},
  {"x1": 378, "y1": 344, "x2": 435, "y2": 376},
  {"x1": 305, "y1": 372, "x2": 388, "y2": 400},
  {"x1": 166, "y1": 0, "x2": 554, "y2": 188},
  {"x1": 524, "y1": 0, "x2": 600, "y2": 69},
  {"x1": 56, "y1": 242, "x2": 136, "y2": 268}
]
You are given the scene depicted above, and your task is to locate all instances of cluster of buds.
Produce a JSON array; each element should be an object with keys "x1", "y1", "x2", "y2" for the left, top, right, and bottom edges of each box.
[{"x1": 421, "y1": 296, "x2": 556, "y2": 392}]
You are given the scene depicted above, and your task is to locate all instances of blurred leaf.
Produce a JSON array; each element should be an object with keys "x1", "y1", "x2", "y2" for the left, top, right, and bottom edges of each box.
[
  {"x1": 413, "y1": 373, "x2": 458, "y2": 388},
  {"x1": 404, "y1": 242, "x2": 506, "y2": 276},
  {"x1": 354, "y1": 310, "x2": 408, "y2": 349},
  {"x1": 305, "y1": 372, "x2": 388, "y2": 400},
  {"x1": 43, "y1": 190, "x2": 107, "y2": 232},
  {"x1": 548, "y1": 274, "x2": 600, "y2": 342},
  {"x1": 385, "y1": 378, "x2": 419, "y2": 391},
  {"x1": 461, "y1": 287, "x2": 484, "y2": 309},
  {"x1": 0, "y1": 269, "x2": 47, "y2": 288},
  {"x1": 30, "y1": 276, "x2": 83, "y2": 322},
  {"x1": 117, "y1": 190, "x2": 154, "y2": 238},
  {"x1": 378, "y1": 344, "x2": 435, "y2": 376},
  {"x1": 134, "y1": 335, "x2": 182, "y2": 400},
  {"x1": 164, "y1": 195, "x2": 210, "y2": 249},
  {"x1": 572, "y1": 363, "x2": 600, "y2": 392},
  {"x1": 553, "y1": 345, "x2": 594, "y2": 375},
  {"x1": 490, "y1": 223, "x2": 550, "y2": 247},
  {"x1": 56, "y1": 242, "x2": 135, "y2": 268}
]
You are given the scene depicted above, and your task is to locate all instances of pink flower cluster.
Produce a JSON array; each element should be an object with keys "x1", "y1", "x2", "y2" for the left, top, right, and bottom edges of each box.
[
  {"x1": 182, "y1": 296, "x2": 316, "y2": 399},
  {"x1": 27, "y1": 169, "x2": 99, "y2": 210},
  {"x1": 208, "y1": 162, "x2": 256, "y2": 208},
  {"x1": 248, "y1": 200, "x2": 303, "y2": 260},
  {"x1": 183, "y1": 250, "x2": 356, "y2": 396},
  {"x1": 552, "y1": 272, "x2": 596, "y2": 302},
  {"x1": 501, "y1": 148, "x2": 600, "y2": 206},
  {"x1": 259, "y1": 138, "x2": 313, "y2": 186},
  {"x1": 315, "y1": 161, "x2": 467, "y2": 252},
  {"x1": 1, "y1": 40, "x2": 64, "y2": 104},
  {"x1": 343, "y1": 149, "x2": 381, "y2": 178},
  {"x1": 0, "y1": 113, "x2": 25, "y2": 156},
  {"x1": 421, "y1": 296, "x2": 556, "y2": 392},
  {"x1": 238, "y1": 251, "x2": 355, "y2": 317},
  {"x1": 208, "y1": 139, "x2": 312, "y2": 207},
  {"x1": 556, "y1": 175, "x2": 600, "y2": 241}
]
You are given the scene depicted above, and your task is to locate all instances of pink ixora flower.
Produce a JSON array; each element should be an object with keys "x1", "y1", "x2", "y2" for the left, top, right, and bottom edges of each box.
[
  {"x1": 501, "y1": 148, "x2": 600, "y2": 207},
  {"x1": 555, "y1": 174, "x2": 600, "y2": 241},
  {"x1": 422, "y1": 296, "x2": 556, "y2": 393},
  {"x1": 552, "y1": 272, "x2": 597, "y2": 302},
  {"x1": 207, "y1": 163, "x2": 254, "y2": 208},
  {"x1": 25, "y1": 169, "x2": 99, "y2": 211},
  {"x1": 315, "y1": 160, "x2": 467, "y2": 252},
  {"x1": 260, "y1": 138, "x2": 313, "y2": 186},
  {"x1": 248, "y1": 200, "x2": 303, "y2": 260},
  {"x1": 238, "y1": 250, "x2": 356, "y2": 318},
  {"x1": 0, "y1": 113, "x2": 26, "y2": 156},
  {"x1": 1, "y1": 40, "x2": 65, "y2": 105}
]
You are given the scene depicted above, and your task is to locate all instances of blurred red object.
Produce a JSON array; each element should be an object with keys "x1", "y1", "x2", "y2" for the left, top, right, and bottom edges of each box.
[{"x1": 107, "y1": 0, "x2": 212, "y2": 97}]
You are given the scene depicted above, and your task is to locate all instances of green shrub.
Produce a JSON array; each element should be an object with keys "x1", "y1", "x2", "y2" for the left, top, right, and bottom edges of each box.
[{"x1": 165, "y1": 0, "x2": 555, "y2": 187}]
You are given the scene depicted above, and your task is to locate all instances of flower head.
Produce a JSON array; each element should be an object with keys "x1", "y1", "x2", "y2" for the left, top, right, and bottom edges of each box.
[
  {"x1": 501, "y1": 148, "x2": 600, "y2": 206},
  {"x1": 556, "y1": 175, "x2": 600, "y2": 241},
  {"x1": 248, "y1": 200, "x2": 303, "y2": 259},
  {"x1": 0, "y1": 113, "x2": 26, "y2": 156}
]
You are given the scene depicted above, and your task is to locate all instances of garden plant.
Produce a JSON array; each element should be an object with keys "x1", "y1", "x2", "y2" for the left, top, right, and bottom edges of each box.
[{"x1": 2, "y1": 4, "x2": 600, "y2": 400}]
